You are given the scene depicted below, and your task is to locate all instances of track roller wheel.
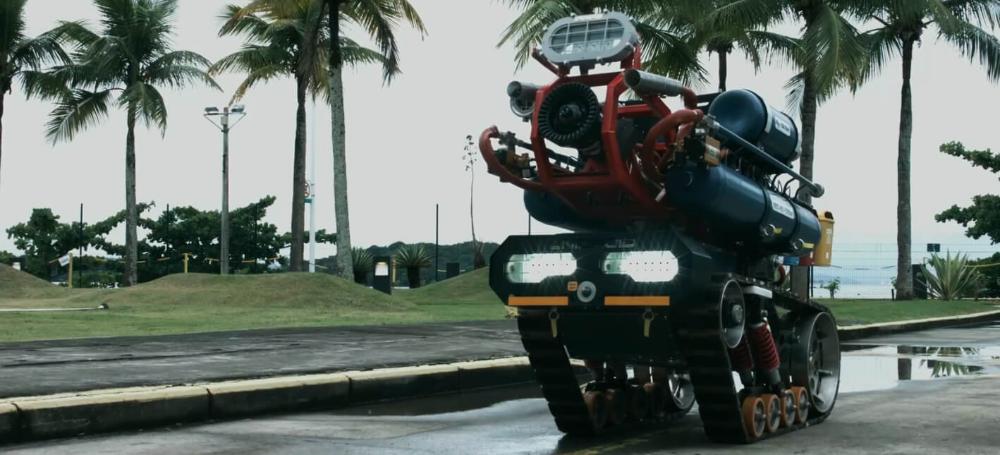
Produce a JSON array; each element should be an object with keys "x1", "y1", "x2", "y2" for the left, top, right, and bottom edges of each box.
[
  {"x1": 604, "y1": 388, "x2": 627, "y2": 426},
  {"x1": 762, "y1": 394, "x2": 781, "y2": 433},
  {"x1": 779, "y1": 390, "x2": 796, "y2": 428},
  {"x1": 741, "y1": 396, "x2": 766, "y2": 440},
  {"x1": 583, "y1": 390, "x2": 608, "y2": 430},
  {"x1": 790, "y1": 386, "x2": 809, "y2": 424},
  {"x1": 643, "y1": 383, "x2": 663, "y2": 418},
  {"x1": 628, "y1": 385, "x2": 650, "y2": 422}
]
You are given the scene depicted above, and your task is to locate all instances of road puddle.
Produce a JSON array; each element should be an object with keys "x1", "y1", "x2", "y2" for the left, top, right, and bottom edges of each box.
[{"x1": 839, "y1": 343, "x2": 1000, "y2": 393}]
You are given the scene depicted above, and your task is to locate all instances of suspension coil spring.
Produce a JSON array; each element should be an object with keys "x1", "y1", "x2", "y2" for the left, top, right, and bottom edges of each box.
[
  {"x1": 749, "y1": 323, "x2": 780, "y2": 371},
  {"x1": 728, "y1": 336, "x2": 754, "y2": 372}
]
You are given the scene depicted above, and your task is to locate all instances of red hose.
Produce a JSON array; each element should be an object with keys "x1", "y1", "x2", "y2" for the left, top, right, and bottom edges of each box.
[
  {"x1": 749, "y1": 323, "x2": 780, "y2": 371},
  {"x1": 640, "y1": 109, "x2": 703, "y2": 179}
]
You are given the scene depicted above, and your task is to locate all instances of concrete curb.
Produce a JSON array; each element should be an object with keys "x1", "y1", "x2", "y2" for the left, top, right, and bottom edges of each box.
[
  {"x1": 838, "y1": 309, "x2": 1000, "y2": 341},
  {"x1": 0, "y1": 357, "x2": 535, "y2": 445}
]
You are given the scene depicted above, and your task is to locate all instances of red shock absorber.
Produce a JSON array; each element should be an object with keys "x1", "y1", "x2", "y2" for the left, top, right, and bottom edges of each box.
[
  {"x1": 728, "y1": 336, "x2": 754, "y2": 387},
  {"x1": 749, "y1": 322, "x2": 782, "y2": 385}
]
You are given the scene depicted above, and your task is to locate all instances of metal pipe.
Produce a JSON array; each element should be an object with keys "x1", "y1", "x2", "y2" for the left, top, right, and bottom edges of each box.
[
  {"x1": 507, "y1": 81, "x2": 540, "y2": 119},
  {"x1": 710, "y1": 121, "x2": 825, "y2": 198},
  {"x1": 623, "y1": 69, "x2": 698, "y2": 109}
]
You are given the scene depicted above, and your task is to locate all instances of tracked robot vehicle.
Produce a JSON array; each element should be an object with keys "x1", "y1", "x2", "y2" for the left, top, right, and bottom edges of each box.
[{"x1": 478, "y1": 12, "x2": 840, "y2": 442}]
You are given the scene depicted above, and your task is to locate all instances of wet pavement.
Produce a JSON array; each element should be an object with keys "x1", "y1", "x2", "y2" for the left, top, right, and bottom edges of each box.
[
  {"x1": 8, "y1": 321, "x2": 1000, "y2": 454},
  {"x1": 0, "y1": 320, "x2": 522, "y2": 398}
]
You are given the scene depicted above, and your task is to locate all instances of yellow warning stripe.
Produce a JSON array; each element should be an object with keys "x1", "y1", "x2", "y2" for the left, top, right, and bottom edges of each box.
[
  {"x1": 508, "y1": 296, "x2": 569, "y2": 307},
  {"x1": 605, "y1": 296, "x2": 671, "y2": 307}
]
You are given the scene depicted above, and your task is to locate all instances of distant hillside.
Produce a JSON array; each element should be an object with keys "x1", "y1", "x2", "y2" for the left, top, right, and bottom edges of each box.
[
  {"x1": 114, "y1": 272, "x2": 406, "y2": 310},
  {"x1": 403, "y1": 268, "x2": 499, "y2": 305},
  {"x1": 0, "y1": 264, "x2": 65, "y2": 298}
]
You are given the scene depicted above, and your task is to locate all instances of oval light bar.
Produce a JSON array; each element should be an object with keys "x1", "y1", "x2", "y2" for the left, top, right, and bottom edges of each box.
[
  {"x1": 506, "y1": 253, "x2": 577, "y2": 284},
  {"x1": 602, "y1": 250, "x2": 679, "y2": 283}
]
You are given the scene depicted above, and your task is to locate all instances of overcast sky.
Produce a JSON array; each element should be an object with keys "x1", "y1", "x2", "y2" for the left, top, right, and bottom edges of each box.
[{"x1": 1, "y1": 0, "x2": 997, "y2": 261}]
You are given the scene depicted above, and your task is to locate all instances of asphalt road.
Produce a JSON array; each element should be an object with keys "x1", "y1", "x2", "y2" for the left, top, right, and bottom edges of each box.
[
  {"x1": 9, "y1": 322, "x2": 1000, "y2": 454},
  {"x1": 0, "y1": 320, "x2": 522, "y2": 398}
]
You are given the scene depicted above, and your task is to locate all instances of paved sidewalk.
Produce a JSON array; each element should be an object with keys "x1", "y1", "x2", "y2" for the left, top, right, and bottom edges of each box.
[{"x1": 0, "y1": 320, "x2": 522, "y2": 398}]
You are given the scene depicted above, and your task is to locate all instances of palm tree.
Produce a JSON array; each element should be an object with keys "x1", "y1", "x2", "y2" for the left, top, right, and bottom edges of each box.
[
  {"x1": 0, "y1": 0, "x2": 70, "y2": 207},
  {"x1": 213, "y1": 0, "x2": 382, "y2": 272},
  {"x1": 322, "y1": 0, "x2": 426, "y2": 279},
  {"x1": 852, "y1": 0, "x2": 1000, "y2": 299},
  {"x1": 45, "y1": 0, "x2": 219, "y2": 286},
  {"x1": 499, "y1": 0, "x2": 705, "y2": 83}
]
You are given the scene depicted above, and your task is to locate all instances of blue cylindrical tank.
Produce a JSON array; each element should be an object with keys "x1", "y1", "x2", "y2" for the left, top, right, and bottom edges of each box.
[
  {"x1": 708, "y1": 89, "x2": 800, "y2": 168},
  {"x1": 665, "y1": 163, "x2": 819, "y2": 255}
]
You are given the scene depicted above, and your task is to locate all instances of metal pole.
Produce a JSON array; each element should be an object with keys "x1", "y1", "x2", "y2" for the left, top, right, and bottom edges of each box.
[
  {"x1": 78, "y1": 203, "x2": 83, "y2": 288},
  {"x1": 220, "y1": 110, "x2": 230, "y2": 275},
  {"x1": 309, "y1": 100, "x2": 317, "y2": 273},
  {"x1": 435, "y1": 204, "x2": 439, "y2": 282}
]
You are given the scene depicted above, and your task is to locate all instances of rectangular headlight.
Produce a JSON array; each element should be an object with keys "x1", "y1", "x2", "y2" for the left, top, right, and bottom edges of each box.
[
  {"x1": 506, "y1": 253, "x2": 577, "y2": 284},
  {"x1": 603, "y1": 250, "x2": 679, "y2": 283}
]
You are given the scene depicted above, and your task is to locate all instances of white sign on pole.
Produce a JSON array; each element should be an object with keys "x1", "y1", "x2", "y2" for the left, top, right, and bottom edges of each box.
[{"x1": 58, "y1": 254, "x2": 71, "y2": 267}]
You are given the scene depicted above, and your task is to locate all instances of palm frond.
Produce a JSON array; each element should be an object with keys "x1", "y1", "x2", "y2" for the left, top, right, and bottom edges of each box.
[
  {"x1": 144, "y1": 50, "x2": 219, "y2": 89},
  {"x1": 939, "y1": 18, "x2": 1000, "y2": 81},
  {"x1": 120, "y1": 82, "x2": 168, "y2": 133},
  {"x1": 497, "y1": 0, "x2": 578, "y2": 68},
  {"x1": 342, "y1": 0, "x2": 418, "y2": 82},
  {"x1": 46, "y1": 89, "x2": 113, "y2": 143},
  {"x1": 19, "y1": 69, "x2": 71, "y2": 100},
  {"x1": 0, "y1": 0, "x2": 27, "y2": 58},
  {"x1": 11, "y1": 32, "x2": 70, "y2": 70},
  {"x1": 211, "y1": 44, "x2": 292, "y2": 76}
]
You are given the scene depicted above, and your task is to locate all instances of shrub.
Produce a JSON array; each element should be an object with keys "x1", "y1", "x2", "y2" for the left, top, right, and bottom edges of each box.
[
  {"x1": 352, "y1": 248, "x2": 373, "y2": 285},
  {"x1": 922, "y1": 252, "x2": 983, "y2": 300}
]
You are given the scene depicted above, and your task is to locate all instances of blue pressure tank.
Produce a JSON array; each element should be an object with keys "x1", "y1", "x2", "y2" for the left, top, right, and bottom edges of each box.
[
  {"x1": 665, "y1": 162, "x2": 820, "y2": 255},
  {"x1": 708, "y1": 89, "x2": 800, "y2": 168}
]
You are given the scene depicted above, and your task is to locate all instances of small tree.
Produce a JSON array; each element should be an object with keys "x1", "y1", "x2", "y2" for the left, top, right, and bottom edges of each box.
[
  {"x1": 395, "y1": 244, "x2": 431, "y2": 288},
  {"x1": 462, "y1": 134, "x2": 486, "y2": 269},
  {"x1": 821, "y1": 278, "x2": 841, "y2": 299}
]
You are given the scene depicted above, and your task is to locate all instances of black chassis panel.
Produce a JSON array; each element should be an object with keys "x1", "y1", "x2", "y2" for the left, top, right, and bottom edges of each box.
[
  {"x1": 489, "y1": 227, "x2": 736, "y2": 307},
  {"x1": 491, "y1": 228, "x2": 739, "y2": 364}
]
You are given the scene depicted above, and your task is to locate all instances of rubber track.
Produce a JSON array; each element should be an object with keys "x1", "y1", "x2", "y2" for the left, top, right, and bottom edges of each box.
[
  {"x1": 517, "y1": 275, "x2": 836, "y2": 443},
  {"x1": 678, "y1": 275, "x2": 834, "y2": 443},
  {"x1": 517, "y1": 315, "x2": 598, "y2": 435}
]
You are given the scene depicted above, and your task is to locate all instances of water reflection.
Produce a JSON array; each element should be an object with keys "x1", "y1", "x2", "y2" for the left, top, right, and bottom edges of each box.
[{"x1": 840, "y1": 344, "x2": 991, "y2": 393}]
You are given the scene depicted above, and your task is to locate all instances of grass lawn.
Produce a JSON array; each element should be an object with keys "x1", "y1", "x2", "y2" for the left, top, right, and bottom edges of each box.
[
  {"x1": 818, "y1": 298, "x2": 999, "y2": 326},
  {"x1": 1, "y1": 264, "x2": 996, "y2": 342},
  {"x1": 0, "y1": 265, "x2": 506, "y2": 342}
]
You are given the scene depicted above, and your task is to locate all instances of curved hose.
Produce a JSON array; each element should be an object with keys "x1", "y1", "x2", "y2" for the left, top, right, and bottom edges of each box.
[{"x1": 638, "y1": 109, "x2": 703, "y2": 181}]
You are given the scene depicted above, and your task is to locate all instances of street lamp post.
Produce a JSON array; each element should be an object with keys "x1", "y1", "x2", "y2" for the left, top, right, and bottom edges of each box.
[{"x1": 204, "y1": 105, "x2": 246, "y2": 275}]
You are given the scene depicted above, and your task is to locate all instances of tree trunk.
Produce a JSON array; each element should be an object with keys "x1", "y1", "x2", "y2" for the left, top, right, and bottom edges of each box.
[
  {"x1": 124, "y1": 109, "x2": 138, "y2": 286},
  {"x1": 0, "y1": 89, "x2": 5, "y2": 200},
  {"x1": 406, "y1": 266, "x2": 421, "y2": 289},
  {"x1": 717, "y1": 50, "x2": 727, "y2": 92},
  {"x1": 790, "y1": 66, "x2": 819, "y2": 298},
  {"x1": 290, "y1": 76, "x2": 308, "y2": 271},
  {"x1": 895, "y1": 39, "x2": 916, "y2": 300},
  {"x1": 328, "y1": 0, "x2": 354, "y2": 280}
]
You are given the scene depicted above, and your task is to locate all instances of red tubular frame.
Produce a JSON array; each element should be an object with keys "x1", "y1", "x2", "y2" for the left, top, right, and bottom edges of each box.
[{"x1": 479, "y1": 44, "x2": 701, "y2": 226}]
